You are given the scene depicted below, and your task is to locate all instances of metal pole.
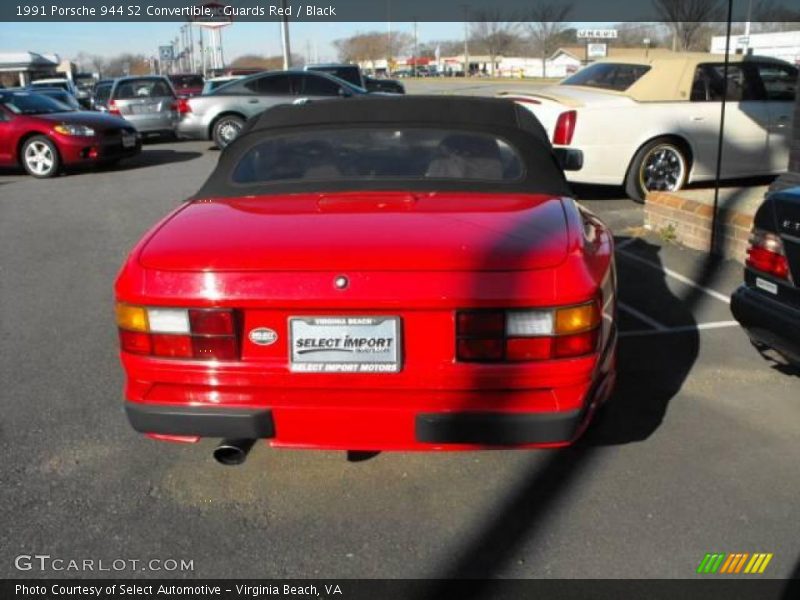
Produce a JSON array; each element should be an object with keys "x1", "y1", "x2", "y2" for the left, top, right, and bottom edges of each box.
[
  {"x1": 280, "y1": 0, "x2": 292, "y2": 70},
  {"x1": 218, "y1": 27, "x2": 226, "y2": 69},
  {"x1": 710, "y1": 0, "x2": 733, "y2": 255},
  {"x1": 386, "y1": 0, "x2": 392, "y2": 72},
  {"x1": 188, "y1": 25, "x2": 194, "y2": 72},
  {"x1": 198, "y1": 28, "x2": 205, "y2": 77},
  {"x1": 462, "y1": 5, "x2": 469, "y2": 77},
  {"x1": 413, "y1": 20, "x2": 418, "y2": 77}
]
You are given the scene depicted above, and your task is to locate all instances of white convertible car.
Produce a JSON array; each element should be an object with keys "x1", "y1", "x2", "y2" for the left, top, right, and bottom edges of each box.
[{"x1": 502, "y1": 52, "x2": 797, "y2": 202}]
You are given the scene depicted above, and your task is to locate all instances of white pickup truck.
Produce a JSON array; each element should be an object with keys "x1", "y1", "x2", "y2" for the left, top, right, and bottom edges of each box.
[{"x1": 502, "y1": 52, "x2": 797, "y2": 201}]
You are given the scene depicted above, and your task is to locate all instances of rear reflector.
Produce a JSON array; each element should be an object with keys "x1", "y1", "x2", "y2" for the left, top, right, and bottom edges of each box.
[
  {"x1": 192, "y1": 336, "x2": 238, "y2": 360},
  {"x1": 119, "y1": 330, "x2": 152, "y2": 355},
  {"x1": 746, "y1": 229, "x2": 789, "y2": 280},
  {"x1": 152, "y1": 334, "x2": 193, "y2": 358},
  {"x1": 553, "y1": 330, "x2": 599, "y2": 359},
  {"x1": 456, "y1": 338, "x2": 505, "y2": 362},
  {"x1": 553, "y1": 110, "x2": 577, "y2": 146},
  {"x1": 506, "y1": 337, "x2": 552, "y2": 361}
]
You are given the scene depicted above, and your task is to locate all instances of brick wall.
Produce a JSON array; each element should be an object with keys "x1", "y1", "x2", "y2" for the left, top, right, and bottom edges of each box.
[{"x1": 644, "y1": 191, "x2": 754, "y2": 263}]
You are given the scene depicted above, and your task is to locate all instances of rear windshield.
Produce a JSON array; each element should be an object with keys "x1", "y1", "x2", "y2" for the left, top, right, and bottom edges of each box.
[
  {"x1": 94, "y1": 84, "x2": 112, "y2": 102},
  {"x1": 562, "y1": 63, "x2": 651, "y2": 91},
  {"x1": 170, "y1": 75, "x2": 204, "y2": 88},
  {"x1": 0, "y1": 91, "x2": 73, "y2": 114},
  {"x1": 31, "y1": 80, "x2": 70, "y2": 91},
  {"x1": 114, "y1": 78, "x2": 174, "y2": 99},
  {"x1": 308, "y1": 66, "x2": 361, "y2": 86},
  {"x1": 232, "y1": 128, "x2": 524, "y2": 184}
]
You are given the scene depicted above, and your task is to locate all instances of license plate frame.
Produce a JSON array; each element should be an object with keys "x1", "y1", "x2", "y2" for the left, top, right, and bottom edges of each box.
[{"x1": 289, "y1": 316, "x2": 402, "y2": 373}]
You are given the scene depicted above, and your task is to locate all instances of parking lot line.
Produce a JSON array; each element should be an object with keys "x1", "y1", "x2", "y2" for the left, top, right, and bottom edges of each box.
[
  {"x1": 620, "y1": 320, "x2": 741, "y2": 338},
  {"x1": 618, "y1": 302, "x2": 668, "y2": 331},
  {"x1": 617, "y1": 249, "x2": 732, "y2": 305}
]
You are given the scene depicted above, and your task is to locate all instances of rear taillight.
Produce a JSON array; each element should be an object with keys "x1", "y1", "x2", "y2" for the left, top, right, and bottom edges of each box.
[
  {"x1": 116, "y1": 304, "x2": 238, "y2": 360},
  {"x1": 553, "y1": 110, "x2": 577, "y2": 146},
  {"x1": 456, "y1": 301, "x2": 601, "y2": 362},
  {"x1": 746, "y1": 229, "x2": 789, "y2": 280},
  {"x1": 176, "y1": 97, "x2": 192, "y2": 114},
  {"x1": 108, "y1": 99, "x2": 121, "y2": 116}
]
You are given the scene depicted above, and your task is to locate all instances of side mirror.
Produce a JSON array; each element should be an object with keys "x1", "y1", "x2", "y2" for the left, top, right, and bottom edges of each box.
[
  {"x1": 554, "y1": 148, "x2": 583, "y2": 171},
  {"x1": 338, "y1": 87, "x2": 353, "y2": 98}
]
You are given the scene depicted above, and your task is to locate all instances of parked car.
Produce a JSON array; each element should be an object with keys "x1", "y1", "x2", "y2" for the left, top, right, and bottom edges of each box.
[
  {"x1": 201, "y1": 75, "x2": 245, "y2": 95},
  {"x1": 25, "y1": 87, "x2": 82, "y2": 111},
  {"x1": 29, "y1": 77, "x2": 79, "y2": 97},
  {"x1": 177, "y1": 69, "x2": 369, "y2": 149},
  {"x1": 503, "y1": 53, "x2": 798, "y2": 202},
  {"x1": 115, "y1": 96, "x2": 616, "y2": 464},
  {"x1": 305, "y1": 63, "x2": 405, "y2": 94},
  {"x1": 168, "y1": 73, "x2": 204, "y2": 97},
  {"x1": 107, "y1": 76, "x2": 178, "y2": 138},
  {"x1": 90, "y1": 79, "x2": 114, "y2": 111},
  {"x1": 0, "y1": 89, "x2": 141, "y2": 178},
  {"x1": 731, "y1": 187, "x2": 800, "y2": 368}
]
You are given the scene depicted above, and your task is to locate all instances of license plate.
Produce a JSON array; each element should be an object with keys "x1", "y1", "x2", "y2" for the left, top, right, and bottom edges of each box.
[
  {"x1": 289, "y1": 316, "x2": 401, "y2": 373},
  {"x1": 130, "y1": 104, "x2": 156, "y2": 114},
  {"x1": 122, "y1": 133, "x2": 136, "y2": 148}
]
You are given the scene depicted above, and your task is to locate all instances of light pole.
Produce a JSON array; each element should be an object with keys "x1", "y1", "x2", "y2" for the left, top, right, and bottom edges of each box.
[
  {"x1": 462, "y1": 4, "x2": 470, "y2": 77},
  {"x1": 280, "y1": 0, "x2": 292, "y2": 70}
]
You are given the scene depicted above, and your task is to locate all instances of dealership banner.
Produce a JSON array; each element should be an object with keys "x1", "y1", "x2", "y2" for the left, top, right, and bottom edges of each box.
[
  {"x1": 3, "y1": 0, "x2": 800, "y2": 22},
  {"x1": 2, "y1": 579, "x2": 798, "y2": 600}
]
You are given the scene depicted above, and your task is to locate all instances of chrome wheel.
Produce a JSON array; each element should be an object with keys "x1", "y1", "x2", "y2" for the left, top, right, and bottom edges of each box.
[
  {"x1": 24, "y1": 141, "x2": 55, "y2": 176},
  {"x1": 216, "y1": 119, "x2": 242, "y2": 147},
  {"x1": 639, "y1": 144, "x2": 686, "y2": 192}
]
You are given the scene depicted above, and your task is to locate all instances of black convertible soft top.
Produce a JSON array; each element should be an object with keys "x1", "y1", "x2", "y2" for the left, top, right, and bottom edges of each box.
[{"x1": 193, "y1": 95, "x2": 572, "y2": 199}]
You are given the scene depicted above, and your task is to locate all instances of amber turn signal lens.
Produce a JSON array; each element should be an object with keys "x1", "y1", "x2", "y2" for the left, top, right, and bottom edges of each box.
[
  {"x1": 555, "y1": 303, "x2": 600, "y2": 335},
  {"x1": 116, "y1": 303, "x2": 148, "y2": 332}
]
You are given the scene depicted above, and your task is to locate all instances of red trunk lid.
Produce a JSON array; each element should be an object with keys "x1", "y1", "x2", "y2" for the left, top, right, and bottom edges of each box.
[{"x1": 138, "y1": 192, "x2": 569, "y2": 272}]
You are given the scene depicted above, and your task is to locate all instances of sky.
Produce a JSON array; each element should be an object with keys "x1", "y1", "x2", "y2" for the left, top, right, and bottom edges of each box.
[{"x1": 0, "y1": 21, "x2": 474, "y2": 64}]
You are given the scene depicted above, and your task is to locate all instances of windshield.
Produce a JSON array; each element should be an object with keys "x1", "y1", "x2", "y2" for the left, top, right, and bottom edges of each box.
[
  {"x1": 113, "y1": 78, "x2": 174, "y2": 100},
  {"x1": 232, "y1": 128, "x2": 524, "y2": 184},
  {"x1": 0, "y1": 91, "x2": 74, "y2": 114},
  {"x1": 37, "y1": 91, "x2": 80, "y2": 110},
  {"x1": 562, "y1": 63, "x2": 651, "y2": 91}
]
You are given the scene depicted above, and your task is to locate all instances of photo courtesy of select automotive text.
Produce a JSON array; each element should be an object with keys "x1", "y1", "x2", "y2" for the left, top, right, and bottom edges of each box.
[{"x1": 2, "y1": 0, "x2": 800, "y2": 598}]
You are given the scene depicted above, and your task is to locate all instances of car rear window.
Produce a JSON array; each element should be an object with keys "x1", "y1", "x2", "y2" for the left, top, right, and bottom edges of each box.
[
  {"x1": 562, "y1": 63, "x2": 651, "y2": 91},
  {"x1": 231, "y1": 128, "x2": 524, "y2": 184},
  {"x1": 170, "y1": 75, "x2": 204, "y2": 88},
  {"x1": 114, "y1": 79, "x2": 174, "y2": 99}
]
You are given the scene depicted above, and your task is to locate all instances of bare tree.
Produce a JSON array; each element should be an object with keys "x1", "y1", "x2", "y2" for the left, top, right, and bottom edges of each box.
[
  {"x1": 524, "y1": 2, "x2": 573, "y2": 78},
  {"x1": 334, "y1": 31, "x2": 412, "y2": 66},
  {"x1": 469, "y1": 10, "x2": 520, "y2": 76},
  {"x1": 652, "y1": 0, "x2": 723, "y2": 51}
]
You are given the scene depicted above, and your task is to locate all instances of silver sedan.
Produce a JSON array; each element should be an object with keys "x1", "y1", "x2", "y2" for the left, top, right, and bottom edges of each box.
[{"x1": 176, "y1": 70, "x2": 368, "y2": 148}]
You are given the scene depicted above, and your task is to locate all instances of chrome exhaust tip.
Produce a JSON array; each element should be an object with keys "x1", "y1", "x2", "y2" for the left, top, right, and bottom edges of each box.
[{"x1": 213, "y1": 439, "x2": 255, "y2": 466}]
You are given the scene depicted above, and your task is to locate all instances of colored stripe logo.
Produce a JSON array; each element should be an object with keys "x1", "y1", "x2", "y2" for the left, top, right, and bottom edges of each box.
[{"x1": 697, "y1": 553, "x2": 773, "y2": 574}]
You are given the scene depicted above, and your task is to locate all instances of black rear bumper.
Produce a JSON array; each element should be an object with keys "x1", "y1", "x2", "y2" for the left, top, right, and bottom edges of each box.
[
  {"x1": 416, "y1": 410, "x2": 584, "y2": 445},
  {"x1": 125, "y1": 403, "x2": 274, "y2": 439},
  {"x1": 731, "y1": 284, "x2": 800, "y2": 365}
]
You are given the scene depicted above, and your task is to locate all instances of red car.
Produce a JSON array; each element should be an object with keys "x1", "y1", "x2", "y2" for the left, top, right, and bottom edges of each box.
[
  {"x1": 0, "y1": 90, "x2": 141, "y2": 178},
  {"x1": 115, "y1": 97, "x2": 617, "y2": 465},
  {"x1": 168, "y1": 74, "x2": 204, "y2": 98}
]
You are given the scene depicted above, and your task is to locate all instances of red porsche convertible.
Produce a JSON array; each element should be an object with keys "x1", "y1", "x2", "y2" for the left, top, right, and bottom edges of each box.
[{"x1": 115, "y1": 96, "x2": 617, "y2": 464}]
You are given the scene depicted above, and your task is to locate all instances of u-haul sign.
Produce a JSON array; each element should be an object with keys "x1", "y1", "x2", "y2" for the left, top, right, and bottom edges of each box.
[{"x1": 577, "y1": 29, "x2": 618, "y2": 40}]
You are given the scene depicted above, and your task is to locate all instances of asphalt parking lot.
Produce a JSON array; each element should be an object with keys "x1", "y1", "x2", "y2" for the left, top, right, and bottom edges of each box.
[{"x1": 1, "y1": 116, "x2": 799, "y2": 583}]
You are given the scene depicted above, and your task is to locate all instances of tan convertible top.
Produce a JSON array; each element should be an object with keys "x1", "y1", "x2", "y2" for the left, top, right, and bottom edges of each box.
[{"x1": 569, "y1": 52, "x2": 788, "y2": 102}]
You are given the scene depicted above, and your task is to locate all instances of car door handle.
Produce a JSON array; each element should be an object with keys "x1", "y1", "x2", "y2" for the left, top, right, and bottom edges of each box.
[
  {"x1": 247, "y1": 99, "x2": 260, "y2": 104},
  {"x1": 293, "y1": 97, "x2": 311, "y2": 105},
  {"x1": 690, "y1": 116, "x2": 705, "y2": 121}
]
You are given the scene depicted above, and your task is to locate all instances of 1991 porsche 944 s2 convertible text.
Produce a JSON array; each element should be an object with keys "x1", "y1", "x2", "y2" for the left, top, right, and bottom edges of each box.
[{"x1": 115, "y1": 97, "x2": 617, "y2": 464}]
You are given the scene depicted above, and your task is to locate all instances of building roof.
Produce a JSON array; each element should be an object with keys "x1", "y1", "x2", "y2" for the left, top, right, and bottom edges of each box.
[
  {"x1": 0, "y1": 52, "x2": 59, "y2": 70},
  {"x1": 551, "y1": 46, "x2": 675, "y2": 62}
]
